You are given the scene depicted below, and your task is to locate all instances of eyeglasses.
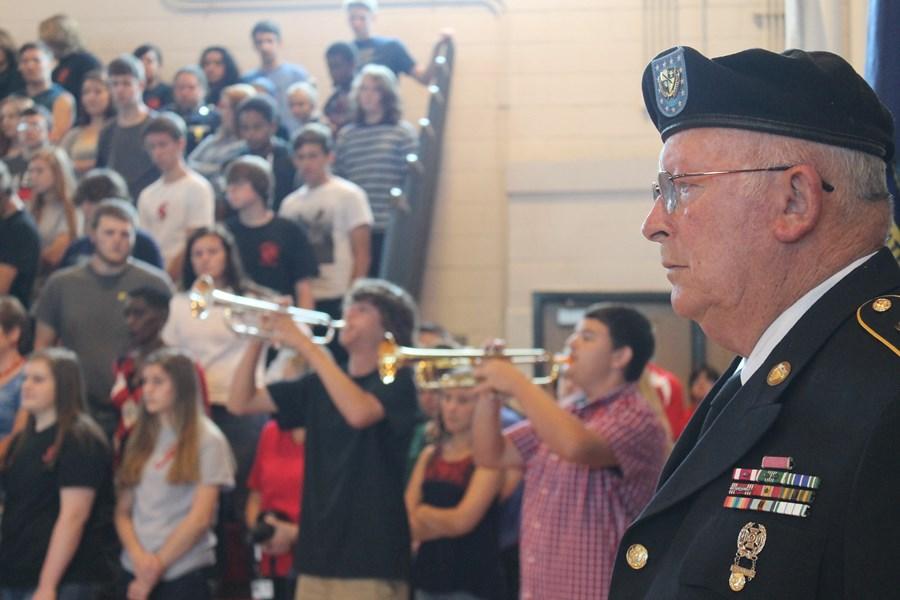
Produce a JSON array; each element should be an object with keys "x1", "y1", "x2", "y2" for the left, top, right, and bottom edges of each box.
[
  {"x1": 16, "y1": 121, "x2": 45, "y2": 132},
  {"x1": 651, "y1": 165, "x2": 835, "y2": 214}
]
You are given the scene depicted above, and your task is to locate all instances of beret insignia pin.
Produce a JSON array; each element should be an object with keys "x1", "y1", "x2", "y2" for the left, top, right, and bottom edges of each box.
[{"x1": 653, "y1": 47, "x2": 688, "y2": 117}]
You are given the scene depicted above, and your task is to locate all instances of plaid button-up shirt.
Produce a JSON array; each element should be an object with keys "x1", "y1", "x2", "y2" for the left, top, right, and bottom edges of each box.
[{"x1": 507, "y1": 383, "x2": 668, "y2": 599}]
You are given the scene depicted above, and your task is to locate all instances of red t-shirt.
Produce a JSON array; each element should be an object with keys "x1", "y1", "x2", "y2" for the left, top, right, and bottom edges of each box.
[
  {"x1": 648, "y1": 363, "x2": 690, "y2": 439},
  {"x1": 247, "y1": 420, "x2": 305, "y2": 576}
]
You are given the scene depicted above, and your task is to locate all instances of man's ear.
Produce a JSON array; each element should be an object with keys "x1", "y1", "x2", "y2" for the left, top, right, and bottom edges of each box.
[
  {"x1": 612, "y1": 345, "x2": 633, "y2": 373},
  {"x1": 772, "y1": 165, "x2": 824, "y2": 243}
]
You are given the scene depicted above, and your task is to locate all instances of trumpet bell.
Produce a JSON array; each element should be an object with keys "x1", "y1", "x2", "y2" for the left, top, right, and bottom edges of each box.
[
  {"x1": 189, "y1": 275, "x2": 215, "y2": 320},
  {"x1": 378, "y1": 335, "x2": 402, "y2": 384}
]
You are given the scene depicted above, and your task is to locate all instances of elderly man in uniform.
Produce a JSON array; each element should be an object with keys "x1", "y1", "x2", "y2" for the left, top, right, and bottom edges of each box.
[{"x1": 609, "y1": 46, "x2": 900, "y2": 599}]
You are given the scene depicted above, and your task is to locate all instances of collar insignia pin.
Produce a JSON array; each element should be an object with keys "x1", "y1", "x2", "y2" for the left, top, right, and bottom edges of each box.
[{"x1": 766, "y1": 361, "x2": 791, "y2": 386}]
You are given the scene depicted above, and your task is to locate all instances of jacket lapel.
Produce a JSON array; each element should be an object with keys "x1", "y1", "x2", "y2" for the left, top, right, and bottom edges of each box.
[
  {"x1": 635, "y1": 248, "x2": 900, "y2": 523},
  {"x1": 654, "y1": 359, "x2": 741, "y2": 489}
]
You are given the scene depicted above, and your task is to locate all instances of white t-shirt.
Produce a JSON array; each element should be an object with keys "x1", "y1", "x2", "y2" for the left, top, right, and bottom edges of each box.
[
  {"x1": 137, "y1": 170, "x2": 214, "y2": 263},
  {"x1": 279, "y1": 176, "x2": 373, "y2": 300},
  {"x1": 162, "y1": 292, "x2": 264, "y2": 406}
]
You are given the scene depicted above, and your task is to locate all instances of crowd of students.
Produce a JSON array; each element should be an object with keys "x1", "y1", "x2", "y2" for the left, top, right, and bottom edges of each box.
[
  {"x1": 1, "y1": 0, "x2": 447, "y2": 315},
  {"x1": 0, "y1": 5, "x2": 702, "y2": 600}
]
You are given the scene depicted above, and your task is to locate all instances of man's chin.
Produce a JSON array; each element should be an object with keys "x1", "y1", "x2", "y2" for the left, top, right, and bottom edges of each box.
[
  {"x1": 97, "y1": 254, "x2": 129, "y2": 267},
  {"x1": 669, "y1": 289, "x2": 700, "y2": 321}
]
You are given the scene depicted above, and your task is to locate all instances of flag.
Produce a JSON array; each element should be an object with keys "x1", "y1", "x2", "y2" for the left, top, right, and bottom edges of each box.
[{"x1": 865, "y1": 0, "x2": 900, "y2": 262}]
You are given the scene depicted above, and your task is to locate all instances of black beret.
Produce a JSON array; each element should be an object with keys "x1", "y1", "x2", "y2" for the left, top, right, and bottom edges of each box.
[{"x1": 642, "y1": 46, "x2": 895, "y2": 162}]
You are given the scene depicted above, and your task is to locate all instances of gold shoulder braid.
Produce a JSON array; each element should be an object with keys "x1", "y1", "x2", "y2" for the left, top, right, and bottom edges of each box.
[{"x1": 856, "y1": 294, "x2": 900, "y2": 357}]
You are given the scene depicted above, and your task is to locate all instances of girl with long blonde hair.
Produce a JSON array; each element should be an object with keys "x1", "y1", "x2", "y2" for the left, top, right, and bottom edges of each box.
[
  {"x1": 115, "y1": 348, "x2": 234, "y2": 600},
  {"x1": 27, "y1": 146, "x2": 81, "y2": 273}
]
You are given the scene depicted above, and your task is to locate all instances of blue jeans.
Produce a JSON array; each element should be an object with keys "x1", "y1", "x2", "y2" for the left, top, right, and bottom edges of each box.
[{"x1": 0, "y1": 583, "x2": 98, "y2": 600}]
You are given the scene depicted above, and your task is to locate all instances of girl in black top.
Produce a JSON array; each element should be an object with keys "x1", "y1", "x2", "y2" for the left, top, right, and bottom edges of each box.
[
  {"x1": 405, "y1": 387, "x2": 512, "y2": 600},
  {"x1": 0, "y1": 347, "x2": 115, "y2": 599}
]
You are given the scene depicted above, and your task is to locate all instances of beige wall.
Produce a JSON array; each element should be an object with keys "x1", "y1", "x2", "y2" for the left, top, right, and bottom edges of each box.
[{"x1": 4, "y1": 0, "x2": 870, "y2": 348}]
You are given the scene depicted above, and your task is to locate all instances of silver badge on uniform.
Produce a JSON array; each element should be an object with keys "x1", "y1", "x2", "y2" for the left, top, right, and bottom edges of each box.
[{"x1": 652, "y1": 47, "x2": 688, "y2": 117}]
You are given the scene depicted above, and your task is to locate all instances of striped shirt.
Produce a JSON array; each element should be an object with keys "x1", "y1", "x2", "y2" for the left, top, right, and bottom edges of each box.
[
  {"x1": 333, "y1": 121, "x2": 418, "y2": 230},
  {"x1": 506, "y1": 384, "x2": 668, "y2": 600}
]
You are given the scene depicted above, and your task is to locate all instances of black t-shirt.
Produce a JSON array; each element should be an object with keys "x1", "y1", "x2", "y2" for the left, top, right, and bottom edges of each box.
[
  {"x1": 0, "y1": 421, "x2": 117, "y2": 586},
  {"x1": 0, "y1": 57, "x2": 25, "y2": 100},
  {"x1": 226, "y1": 215, "x2": 318, "y2": 299},
  {"x1": 268, "y1": 367, "x2": 419, "y2": 580},
  {"x1": 144, "y1": 83, "x2": 174, "y2": 112},
  {"x1": 52, "y1": 51, "x2": 101, "y2": 107},
  {"x1": 354, "y1": 37, "x2": 416, "y2": 76},
  {"x1": 0, "y1": 208, "x2": 40, "y2": 308}
]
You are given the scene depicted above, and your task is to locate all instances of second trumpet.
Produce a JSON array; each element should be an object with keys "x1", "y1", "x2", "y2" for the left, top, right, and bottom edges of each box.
[{"x1": 378, "y1": 333, "x2": 569, "y2": 388}]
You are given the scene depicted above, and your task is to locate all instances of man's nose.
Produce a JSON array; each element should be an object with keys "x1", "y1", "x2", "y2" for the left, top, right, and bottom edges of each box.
[{"x1": 641, "y1": 198, "x2": 671, "y2": 242}]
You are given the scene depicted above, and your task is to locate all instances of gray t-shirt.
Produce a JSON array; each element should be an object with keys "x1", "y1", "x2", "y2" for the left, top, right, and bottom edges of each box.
[
  {"x1": 120, "y1": 418, "x2": 235, "y2": 580},
  {"x1": 96, "y1": 116, "x2": 161, "y2": 200},
  {"x1": 33, "y1": 260, "x2": 172, "y2": 433}
]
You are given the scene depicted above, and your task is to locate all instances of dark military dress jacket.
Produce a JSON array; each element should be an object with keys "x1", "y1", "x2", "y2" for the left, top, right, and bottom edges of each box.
[{"x1": 609, "y1": 248, "x2": 900, "y2": 599}]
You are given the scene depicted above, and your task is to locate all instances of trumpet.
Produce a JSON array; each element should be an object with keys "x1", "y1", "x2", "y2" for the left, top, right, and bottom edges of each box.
[
  {"x1": 189, "y1": 275, "x2": 344, "y2": 344},
  {"x1": 378, "y1": 333, "x2": 569, "y2": 388}
]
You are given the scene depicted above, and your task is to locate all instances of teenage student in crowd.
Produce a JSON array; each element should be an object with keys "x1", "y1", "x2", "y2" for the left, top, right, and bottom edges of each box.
[
  {"x1": 236, "y1": 95, "x2": 296, "y2": 212},
  {"x1": 0, "y1": 296, "x2": 28, "y2": 461},
  {"x1": 472, "y1": 305, "x2": 670, "y2": 599},
  {"x1": 18, "y1": 41, "x2": 74, "y2": 143},
  {"x1": 322, "y1": 42, "x2": 357, "y2": 134},
  {"x1": 334, "y1": 64, "x2": 417, "y2": 275},
  {"x1": 285, "y1": 81, "x2": 321, "y2": 135},
  {"x1": 38, "y1": 14, "x2": 101, "y2": 111},
  {"x1": 60, "y1": 168, "x2": 164, "y2": 269},
  {"x1": 243, "y1": 20, "x2": 309, "y2": 134},
  {"x1": 224, "y1": 155, "x2": 317, "y2": 307},
  {"x1": 96, "y1": 54, "x2": 159, "y2": 200},
  {"x1": 0, "y1": 96, "x2": 33, "y2": 162},
  {"x1": 187, "y1": 83, "x2": 256, "y2": 209},
  {"x1": 133, "y1": 44, "x2": 172, "y2": 111},
  {"x1": 343, "y1": 0, "x2": 450, "y2": 85},
  {"x1": 26, "y1": 146, "x2": 81, "y2": 282},
  {"x1": 279, "y1": 122, "x2": 372, "y2": 363},
  {"x1": 245, "y1": 418, "x2": 305, "y2": 600},
  {"x1": 137, "y1": 112, "x2": 214, "y2": 281},
  {"x1": 59, "y1": 69, "x2": 115, "y2": 176},
  {"x1": 164, "y1": 66, "x2": 219, "y2": 156},
  {"x1": 6, "y1": 105, "x2": 51, "y2": 196},
  {"x1": 406, "y1": 384, "x2": 513, "y2": 600},
  {"x1": 115, "y1": 348, "x2": 234, "y2": 599},
  {"x1": 228, "y1": 278, "x2": 420, "y2": 600},
  {"x1": 162, "y1": 224, "x2": 270, "y2": 565},
  {"x1": 0, "y1": 161, "x2": 40, "y2": 310},
  {"x1": 110, "y1": 286, "x2": 173, "y2": 459},
  {"x1": 33, "y1": 200, "x2": 172, "y2": 439},
  {"x1": 0, "y1": 348, "x2": 116, "y2": 598},
  {"x1": 199, "y1": 46, "x2": 241, "y2": 107},
  {"x1": 0, "y1": 32, "x2": 25, "y2": 102}
]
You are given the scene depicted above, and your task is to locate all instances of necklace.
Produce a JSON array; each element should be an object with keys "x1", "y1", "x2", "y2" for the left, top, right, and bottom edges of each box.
[{"x1": 0, "y1": 355, "x2": 25, "y2": 381}]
